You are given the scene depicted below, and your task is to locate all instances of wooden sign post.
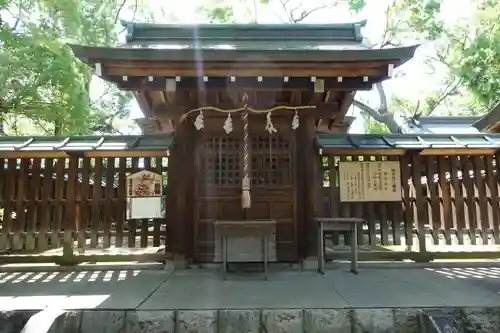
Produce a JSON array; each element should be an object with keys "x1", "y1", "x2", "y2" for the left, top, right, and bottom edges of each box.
[{"x1": 126, "y1": 170, "x2": 165, "y2": 219}]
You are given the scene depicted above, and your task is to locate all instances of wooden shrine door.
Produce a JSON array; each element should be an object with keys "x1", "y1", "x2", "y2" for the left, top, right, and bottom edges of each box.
[{"x1": 195, "y1": 122, "x2": 296, "y2": 263}]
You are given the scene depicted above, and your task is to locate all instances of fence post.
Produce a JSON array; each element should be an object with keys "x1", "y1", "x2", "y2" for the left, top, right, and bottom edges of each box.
[
  {"x1": 61, "y1": 155, "x2": 79, "y2": 265},
  {"x1": 411, "y1": 152, "x2": 429, "y2": 261}
]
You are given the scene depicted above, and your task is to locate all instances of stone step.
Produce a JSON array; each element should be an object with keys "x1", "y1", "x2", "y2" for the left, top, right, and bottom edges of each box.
[{"x1": 1, "y1": 307, "x2": 497, "y2": 333}]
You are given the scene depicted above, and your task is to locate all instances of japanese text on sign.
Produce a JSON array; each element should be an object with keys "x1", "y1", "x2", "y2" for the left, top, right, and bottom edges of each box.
[{"x1": 339, "y1": 161, "x2": 402, "y2": 202}]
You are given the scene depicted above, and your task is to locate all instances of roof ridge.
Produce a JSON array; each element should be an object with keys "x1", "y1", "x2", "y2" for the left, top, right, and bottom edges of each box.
[{"x1": 121, "y1": 20, "x2": 368, "y2": 44}]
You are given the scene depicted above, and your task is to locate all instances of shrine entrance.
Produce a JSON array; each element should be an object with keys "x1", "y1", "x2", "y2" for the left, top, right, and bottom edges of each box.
[{"x1": 195, "y1": 117, "x2": 297, "y2": 263}]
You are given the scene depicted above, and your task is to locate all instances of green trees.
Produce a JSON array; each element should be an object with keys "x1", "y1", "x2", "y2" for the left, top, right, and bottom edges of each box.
[
  {"x1": 1, "y1": 0, "x2": 498, "y2": 135},
  {"x1": 200, "y1": 0, "x2": 500, "y2": 132},
  {"x1": 0, "y1": 0, "x2": 132, "y2": 135}
]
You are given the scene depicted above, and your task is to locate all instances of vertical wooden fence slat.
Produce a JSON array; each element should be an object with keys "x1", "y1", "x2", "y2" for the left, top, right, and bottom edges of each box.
[
  {"x1": 13, "y1": 158, "x2": 29, "y2": 250},
  {"x1": 353, "y1": 156, "x2": 365, "y2": 246},
  {"x1": 450, "y1": 156, "x2": 465, "y2": 244},
  {"x1": 90, "y1": 158, "x2": 103, "y2": 248},
  {"x1": 438, "y1": 156, "x2": 454, "y2": 245},
  {"x1": 103, "y1": 157, "x2": 115, "y2": 248},
  {"x1": 461, "y1": 156, "x2": 477, "y2": 245},
  {"x1": 473, "y1": 156, "x2": 490, "y2": 245},
  {"x1": 0, "y1": 158, "x2": 6, "y2": 250},
  {"x1": 366, "y1": 202, "x2": 376, "y2": 246},
  {"x1": 328, "y1": 155, "x2": 339, "y2": 245},
  {"x1": 338, "y1": 156, "x2": 350, "y2": 245},
  {"x1": 387, "y1": 156, "x2": 401, "y2": 246},
  {"x1": 390, "y1": 201, "x2": 403, "y2": 246},
  {"x1": 79, "y1": 157, "x2": 91, "y2": 250},
  {"x1": 153, "y1": 157, "x2": 163, "y2": 247},
  {"x1": 51, "y1": 158, "x2": 66, "y2": 248},
  {"x1": 63, "y1": 156, "x2": 78, "y2": 256},
  {"x1": 379, "y1": 203, "x2": 389, "y2": 245},
  {"x1": 115, "y1": 157, "x2": 126, "y2": 248},
  {"x1": 26, "y1": 158, "x2": 41, "y2": 251},
  {"x1": 426, "y1": 155, "x2": 442, "y2": 245},
  {"x1": 400, "y1": 154, "x2": 413, "y2": 248},
  {"x1": 376, "y1": 157, "x2": 390, "y2": 245},
  {"x1": 411, "y1": 153, "x2": 427, "y2": 253},
  {"x1": 2, "y1": 159, "x2": 16, "y2": 250},
  {"x1": 128, "y1": 157, "x2": 139, "y2": 248},
  {"x1": 487, "y1": 155, "x2": 500, "y2": 243},
  {"x1": 140, "y1": 157, "x2": 151, "y2": 248},
  {"x1": 38, "y1": 158, "x2": 53, "y2": 252}
]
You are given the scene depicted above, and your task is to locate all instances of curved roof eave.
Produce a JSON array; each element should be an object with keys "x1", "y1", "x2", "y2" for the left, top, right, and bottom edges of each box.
[{"x1": 69, "y1": 44, "x2": 419, "y2": 67}]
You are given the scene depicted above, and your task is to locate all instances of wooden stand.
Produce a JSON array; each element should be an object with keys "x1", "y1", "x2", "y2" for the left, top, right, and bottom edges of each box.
[
  {"x1": 214, "y1": 220, "x2": 276, "y2": 280},
  {"x1": 316, "y1": 217, "x2": 366, "y2": 274}
]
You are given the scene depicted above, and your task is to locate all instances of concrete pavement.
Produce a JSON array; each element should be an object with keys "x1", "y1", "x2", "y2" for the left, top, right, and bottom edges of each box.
[{"x1": 1, "y1": 265, "x2": 500, "y2": 332}]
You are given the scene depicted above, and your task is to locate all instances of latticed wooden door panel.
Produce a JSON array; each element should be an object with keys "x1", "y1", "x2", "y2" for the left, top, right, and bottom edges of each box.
[
  {"x1": 251, "y1": 134, "x2": 292, "y2": 186},
  {"x1": 200, "y1": 136, "x2": 241, "y2": 186}
]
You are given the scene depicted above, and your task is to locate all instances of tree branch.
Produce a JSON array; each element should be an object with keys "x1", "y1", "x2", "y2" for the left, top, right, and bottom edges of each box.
[
  {"x1": 353, "y1": 95, "x2": 402, "y2": 133},
  {"x1": 425, "y1": 79, "x2": 462, "y2": 116},
  {"x1": 114, "y1": 0, "x2": 128, "y2": 24},
  {"x1": 352, "y1": 99, "x2": 384, "y2": 122},
  {"x1": 278, "y1": 0, "x2": 335, "y2": 23}
]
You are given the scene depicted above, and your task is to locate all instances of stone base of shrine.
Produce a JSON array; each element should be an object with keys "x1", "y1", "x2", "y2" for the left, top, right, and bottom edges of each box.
[
  {"x1": 2, "y1": 307, "x2": 500, "y2": 332},
  {"x1": 2, "y1": 266, "x2": 500, "y2": 332}
]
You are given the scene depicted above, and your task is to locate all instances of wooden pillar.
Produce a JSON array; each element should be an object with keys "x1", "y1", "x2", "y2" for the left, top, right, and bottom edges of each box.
[
  {"x1": 296, "y1": 114, "x2": 319, "y2": 259},
  {"x1": 305, "y1": 115, "x2": 320, "y2": 257},
  {"x1": 184, "y1": 123, "x2": 198, "y2": 262},
  {"x1": 166, "y1": 122, "x2": 186, "y2": 259},
  {"x1": 166, "y1": 120, "x2": 198, "y2": 262}
]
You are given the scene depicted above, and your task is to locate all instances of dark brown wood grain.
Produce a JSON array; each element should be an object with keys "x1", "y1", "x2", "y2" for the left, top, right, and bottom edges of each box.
[{"x1": 90, "y1": 157, "x2": 103, "y2": 248}]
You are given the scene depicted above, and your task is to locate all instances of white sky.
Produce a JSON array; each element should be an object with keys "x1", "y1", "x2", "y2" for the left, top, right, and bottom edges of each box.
[{"x1": 112, "y1": 0, "x2": 474, "y2": 134}]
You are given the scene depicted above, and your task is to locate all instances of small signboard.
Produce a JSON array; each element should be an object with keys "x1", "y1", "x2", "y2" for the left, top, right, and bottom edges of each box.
[
  {"x1": 126, "y1": 170, "x2": 163, "y2": 198},
  {"x1": 339, "y1": 161, "x2": 402, "y2": 202},
  {"x1": 126, "y1": 170, "x2": 165, "y2": 219}
]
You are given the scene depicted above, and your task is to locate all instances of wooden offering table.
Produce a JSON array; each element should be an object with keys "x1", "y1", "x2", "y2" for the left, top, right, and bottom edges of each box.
[
  {"x1": 214, "y1": 219, "x2": 276, "y2": 280},
  {"x1": 315, "y1": 217, "x2": 366, "y2": 275}
]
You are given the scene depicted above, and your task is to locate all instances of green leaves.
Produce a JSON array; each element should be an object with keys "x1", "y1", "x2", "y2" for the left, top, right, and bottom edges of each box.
[
  {"x1": 0, "y1": 0, "x2": 131, "y2": 136},
  {"x1": 348, "y1": 0, "x2": 365, "y2": 12}
]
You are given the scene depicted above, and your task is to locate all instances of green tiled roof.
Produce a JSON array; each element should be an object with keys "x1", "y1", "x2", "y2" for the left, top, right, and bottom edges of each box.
[
  {"x1": 316, "y1": 133, "x2": 500, "y2": 149},
  {"x1": 0, "y1": 134, "x2": 174, "y2": 152},
  {"x1": 121, "y1": 20, "x2": 367, "y2": 45}
]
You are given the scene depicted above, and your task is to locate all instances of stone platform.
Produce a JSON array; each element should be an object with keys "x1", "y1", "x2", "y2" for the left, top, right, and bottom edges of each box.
[{"x1": 1, "y1": 265, "x2": 500, "y2": 332}]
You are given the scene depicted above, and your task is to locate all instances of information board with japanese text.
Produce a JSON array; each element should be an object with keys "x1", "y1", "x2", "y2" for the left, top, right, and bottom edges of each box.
[{"x1": 339, "y1": 161, "x2": 402, "y2": 202}]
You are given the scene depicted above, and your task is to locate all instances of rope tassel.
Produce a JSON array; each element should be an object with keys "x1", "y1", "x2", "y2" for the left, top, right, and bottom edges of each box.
[
  {"x1": 193, "y1": 111, "x2": 204, "y2": 130},
  {"x1": 265, "y1": 112, "x2": 278, "y2": 134},
  {"x1": 292, "y1": 109, "x2": 299, "y2": 130},
  {"x1": 223, "y1": 113, "x2": 233, "y2": 134}
]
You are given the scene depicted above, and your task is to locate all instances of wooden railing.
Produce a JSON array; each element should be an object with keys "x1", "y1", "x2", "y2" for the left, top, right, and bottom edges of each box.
[
  {"x1": 320, "y1": 153, "x2": 500, "y2": 260},
  {"x1": 0, "y1": 156, "x2": 168, "y2": 265}
]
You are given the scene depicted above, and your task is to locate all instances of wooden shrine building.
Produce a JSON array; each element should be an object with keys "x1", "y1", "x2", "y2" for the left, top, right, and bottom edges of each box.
[{"x1": 70, "y1": 21, "x2": 418, "y2": 264}]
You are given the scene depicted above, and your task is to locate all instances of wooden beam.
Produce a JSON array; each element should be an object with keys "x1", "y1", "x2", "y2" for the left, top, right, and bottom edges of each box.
[
  {"x1": 420, "y1": 148, "x2": 497, "y2": 156},
  {"x1": 153, "y1": 101, "x2": 340, "y2": 120},
  {"x1": 103, "y1": 62, "x2": 390, "y2": 78},
  {"x1": 321, "y1": 148, "x2": 407, "y2": 156},
  {"x1": 115, "y1": 76, "x2": 380, "y2": 91},
  {"x1": 102, "y1": 59, "x2": 396, "y2": 70},
  {"x1": 332, "y1": 91, "x2": 355, "y2": 125},
  {"x1": 0, "y1": 150, "x2": 170, "y2": 159}
]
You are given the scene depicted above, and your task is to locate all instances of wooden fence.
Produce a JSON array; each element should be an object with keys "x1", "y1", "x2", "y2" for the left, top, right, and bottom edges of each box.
[
  {"x1": 0, "y1": 156, "x2": 168, "y2": 265},
  {"x1": 320, "y1": 152, "x2": 500, "y2": 261}
]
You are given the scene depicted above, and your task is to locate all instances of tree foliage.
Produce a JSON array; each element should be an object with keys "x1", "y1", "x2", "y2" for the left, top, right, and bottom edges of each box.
[
  {"x1": 0, "y1": 0, "x2": 133, "y2": 136},
  {"x1": 198, "y1": 0, "x2": 500, "y2": 133},
  {"x1": 444, "y1": 0, "x2": 500, "y2": 107}
]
